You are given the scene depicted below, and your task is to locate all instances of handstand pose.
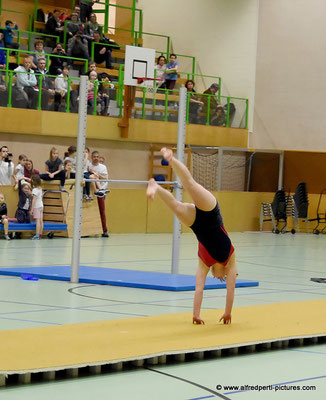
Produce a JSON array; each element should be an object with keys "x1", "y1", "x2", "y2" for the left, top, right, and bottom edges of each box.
[{"x1": 147, "y1": 148, "x2": 237, "y2": 325}]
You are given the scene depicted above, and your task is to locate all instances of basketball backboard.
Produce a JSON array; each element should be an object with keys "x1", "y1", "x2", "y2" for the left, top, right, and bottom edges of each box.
[{"x1": 124, "y1": 45, "x2": 156, "y2": 87}]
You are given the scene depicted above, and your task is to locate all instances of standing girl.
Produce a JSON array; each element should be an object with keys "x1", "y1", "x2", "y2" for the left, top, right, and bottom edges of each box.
[{"x1": 30, "y1": 175, "x2": 43, "y2": 240}]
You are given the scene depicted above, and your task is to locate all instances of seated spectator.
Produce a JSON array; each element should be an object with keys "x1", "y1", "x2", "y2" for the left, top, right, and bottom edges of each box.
[
  {"x1": 201, "y1": 83, "x2": 220, "y2": 121},
  {"x1": 90, "y1": 32, "x2": 119, "y2": 69},
  {"x1": 84, "y1": 13, "x2": 102, "y2": 40},
  {"x1": 39, "y1": 147, "x2": 66, "y2": 189},
  {"x1": 3, "y1": 20, "x2": 19, "y2": 52},
  {"x1": 67, "y1": 30, "x2": 89, "y2": 64},
  {"x1": 54, "y1": 65, "x2": 78, "y2": 112},
  {"x1": 165, "y1": 54, "x2": 179, "y2": 90},
  {"x1": 45, "y1": 9, "x2": 64, "y2": 45},
  {"x1": 65, "y1": 6, "x2": 81, "y2": 21},
  {"x1": 88, "y1": 70, "x2": 105, "y2": 115},
  {"x1": 34, "y1": 58, "x2": 55, "y2": 110},
  {"x1": 14, "y1": 57, "x2": 38, "y2": 109},
  {"x1": 0, "y1": 192, "x2": 10, "y2": 240},
  {"x1": 0, "y1": 38, "x2": 8, "y2": 107},
  {"x1": 0, "y1": 32, "x2": 6, "y2": 69},
  {"x1": 66, "y1": 12, "x2": 81, "y2": 40},
  {"x1": 0, "y1": 145, "x2": 15, "y2": 185},
  {"x1": 154, "y1": 55, "x2": 166, "y2": 89},
  {"x1": 31, "y1": 40, "x2": 46, "y2": 69},
  {"x1": 63, "y1": 145, "x2": 76, "y2": 178},
  {"x1": 210, "y1": 105, "x2": 226, "y2": 127},
  {"x1": 24, "y1": 159, "x2": 40, "y2": 179},
  {"x1": 185, "y1": 79, "x2": 203, "y2": 124},
  {"x1": 80, "y1": 0, "x2": 99, "y2": 23},
  {"x1": 49, "y1": 43, "x2": 67, "y2": 76},
  {"x1": 63, "y1": 159, "x2": 73, "y2": 179},
  {"x1": 83, "y1": 147, "x2": 92, "y2": 200}
]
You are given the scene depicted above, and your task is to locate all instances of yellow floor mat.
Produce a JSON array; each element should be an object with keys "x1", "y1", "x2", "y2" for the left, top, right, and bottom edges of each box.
[{"x1": 1, "y1": 299, "x2": 326, "y2": 374}]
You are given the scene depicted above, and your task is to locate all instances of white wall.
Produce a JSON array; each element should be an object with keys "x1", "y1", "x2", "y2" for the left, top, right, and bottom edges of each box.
[
  {"x1": 137, "y1": 0, "x2": 259, "y2": 131},
  {"x1": 252, "y1": 0, "x2": 326, "y2": 151}
]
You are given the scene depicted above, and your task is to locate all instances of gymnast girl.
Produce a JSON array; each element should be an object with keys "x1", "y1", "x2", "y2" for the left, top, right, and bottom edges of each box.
[{"x1": 147, "y1": 148, "x2": 237, "y2": 325}]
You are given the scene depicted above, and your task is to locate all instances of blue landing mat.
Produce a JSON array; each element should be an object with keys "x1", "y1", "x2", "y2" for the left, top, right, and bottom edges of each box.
[{"x1": 0, "y1": 266, "x2": 259, "y2": 291}]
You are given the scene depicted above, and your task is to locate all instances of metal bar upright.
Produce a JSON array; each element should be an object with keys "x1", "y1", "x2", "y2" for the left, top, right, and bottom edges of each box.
[
  {"x1": 71, "y1": 75, "x2": 88, "y2": 283},
  {"x1": 171, "y1": 87, "x2": 187, "y2": 274},
  {"x1": 278, "y1": 152, "x2": 284, "y2": 190},
  {"x1": 217, "y1": 148, "x2": 224, "y2": 191}
]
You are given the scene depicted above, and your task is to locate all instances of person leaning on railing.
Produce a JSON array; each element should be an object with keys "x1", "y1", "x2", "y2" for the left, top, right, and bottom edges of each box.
[
  {"x1": 185, "y1": 79, "x2": 204, "y2": 124},
  {"x1": 3, "y1": 20, "x2": 19, "y2": 53},
  {"x1": 90, "y1": 32, "x2": 120, "y2": 69},
  {"x1": 201, "y1": 83, "x2": 220, "y2": 123},
  {"x1": 54, "y1": 65, "x2": 78, "y2": 112},
  {"x1": 14, "y1": 57, "x2": 38, "y2": 109}
]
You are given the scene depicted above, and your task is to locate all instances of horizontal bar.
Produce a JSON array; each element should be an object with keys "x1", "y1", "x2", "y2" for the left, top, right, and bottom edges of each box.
[
  {"x1": 84, "y1": 179, "x2": 177, "y2": 185},
  {"x1": 189, "y1": 146, "x2": 284, "y2": 154}
]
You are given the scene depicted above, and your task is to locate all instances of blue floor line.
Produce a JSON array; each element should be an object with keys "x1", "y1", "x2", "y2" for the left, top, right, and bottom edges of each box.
[
  {"x1": 286, "y1": 348, "x2": 326, "y2": 355},
  {"x1": 0, "y1": 316, "x2": 61, "y2": 325}
]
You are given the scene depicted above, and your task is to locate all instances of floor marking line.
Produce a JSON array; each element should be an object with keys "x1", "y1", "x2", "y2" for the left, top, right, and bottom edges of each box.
[{"x1": 145, "y1": 367, "x2": 231, "y2": 400}]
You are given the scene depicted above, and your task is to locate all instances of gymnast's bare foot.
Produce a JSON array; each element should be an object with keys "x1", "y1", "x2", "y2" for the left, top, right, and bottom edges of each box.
[
  {"x1": 147, "y1": 178, "x2": 159, "y2": 201},
  {"x1": 160, "y1": 147, "x2": 173, "y2": 162}
]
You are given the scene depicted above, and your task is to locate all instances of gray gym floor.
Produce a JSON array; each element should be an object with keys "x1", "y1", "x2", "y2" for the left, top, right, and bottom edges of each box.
[{"x1": 0, "y1": 232, "x2": 325, "y2": 399}]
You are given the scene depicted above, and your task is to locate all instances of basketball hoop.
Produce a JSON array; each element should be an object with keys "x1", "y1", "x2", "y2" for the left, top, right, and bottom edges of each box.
[{"x1": 137, "y1": 77, "x2": 160, "y2": 95}]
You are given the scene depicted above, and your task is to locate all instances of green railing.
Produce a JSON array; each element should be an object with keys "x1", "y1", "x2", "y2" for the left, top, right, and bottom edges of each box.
[
  {"x1": 94, "y1": 1, "x2": 141, "y2": 37},
  {"x1": 0, "y1": 47, "x2": 88, "y2": 73},
  {"x1": 15, "y1": 29, "x2": 59, "y2": 51},
  {"x1": 90, "y1": 40, "x2": 121, "y2": 63}
]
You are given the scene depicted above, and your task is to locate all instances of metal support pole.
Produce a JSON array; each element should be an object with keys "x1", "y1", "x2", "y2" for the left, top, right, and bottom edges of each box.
[
  {"x1": 71, "y1": 75, "x2": 88, "y2": 283},
  {"x1": 217, "y1": 148, "x2": 223, "y2": 191},
  {"x1": 171, "y1": 87, "x2": 187, "y2": 274},
  {"x1": 278, "y1": 152, "x2": 284, "y2": 190}
]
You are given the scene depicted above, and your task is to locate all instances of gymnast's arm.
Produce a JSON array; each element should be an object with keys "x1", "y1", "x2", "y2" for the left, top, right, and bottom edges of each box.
[{"x1": 220, "y1": 260, "x2": 237, "y2": 324}]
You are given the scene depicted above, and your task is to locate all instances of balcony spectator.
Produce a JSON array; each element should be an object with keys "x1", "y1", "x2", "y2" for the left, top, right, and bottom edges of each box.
[
  {"x1": 185, "y1": 80, "x2": 203, "y2": 124},
  {"x1": 165, "y1": 54, "x2": 179, "y2": 90},
  {"x1": 65, "y1": 6, "x2": 81, "y2": 21},
  {"x1": 67, "y1": 30, "x2": 89, "y2": 64},
  {"x1": 90, "y1": 32, "x2": 119, "y2": 69},
  {"x1": 154, "y1": 55, "x2": 166, "y2": 89},
  {"x1": 49, "y1": 43, "x2": 67, "y2": 76},
  {"x1": 201, "y1": 83, "x2": 220, "y2": 121},
  {"x1": 34, "y1": 58, "x2": 55, "y2": 110},
  {"x1": 45, "y1": 9, "x2": 64, "y2": 45},
  {"x1": 80, "y1": 1, "x2": 99, "y2": 23},
  {"x1": 3, "y1": 20, "x2": 19, "y2": 53},
  {"x1": 66, "y1": 12, "x2": 81, "y2": 40},
  {"x1": 84, "y1": 13, "x2": 102, "y2": 40},
  {"x1": 210, "y1": 105, "x2": 226, "y2": 127},
  {"x1": 54, "y1": 65, "x2": 78, "y2": 112},
  {"x1": 88, "y1": 70, "x2": 105, "y2": 115},
  {"x1": 31, "y1": 40, "x2": 46, "y2": 69},
  {"x1": 14, "y1": 57, "x2": 37, "y2": 109},
  {"x1": 0, "y1": 146, "x2": 14, "y2": 185}
]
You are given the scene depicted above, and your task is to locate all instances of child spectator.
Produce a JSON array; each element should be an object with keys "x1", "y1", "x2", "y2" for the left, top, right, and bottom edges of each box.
[
  {"x1": 88, "y1": 71, "x2": 105, "y2": 114},
  {"x1": 31, "y1": 40, "x2": 46, "y2": 69},
  {"x1": 9, "y1": 179, "x2": 32, "y2": 224},
  {"x1": 0, "y1": 192, "x2": 10, "y2": 240},
  {"x1": 54, "y1": 65, "x2": 78, "y2": 112},
  {"x1": 64, "y1": 145, "x2": 77, "y2": 178},
  {"x1": 14, "y1": 154, "x2": 27, "y2": 189},
  {"x1": 64, "y1": 159, "x2": 73, "y2": 179},
  {"x1": 165, "y1": 54, "x2": 179, "y2": 90},
  {"x1": 30, "y1": 175, "x2": 43, "y2": 240},
  {"x1": 3, "y1": 20, "x2": 19, "y2": 52},
  {"x1": 99, "y1": 155, "x2": 105, "y2": 164},
  {"x1": 39, "y1": 147, "x2": 66, "y2": 189},
  {"x1": 154, "y1": 55, "x2": 166, "y2": 89},
  {"x1": 24, "y1": 159, "x2": 40, "y2": 179}
]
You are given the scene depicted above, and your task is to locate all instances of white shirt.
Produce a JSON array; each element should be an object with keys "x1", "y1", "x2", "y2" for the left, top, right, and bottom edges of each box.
[
  {"x1": 90, "y1": 162, "x2": 108, "y2": 190},
  {"x1": 32, "y1": 187, "x2": 43, "y2": 208},
  {"x1": 15, "y1": 163, "x2": 25, "y2": 179},
  {"x1": 55, "y1": 74, "x2": 68, "y2": 93},
  {"x1": 0, "y1": 160, "x2": 15, "y2": 185}
]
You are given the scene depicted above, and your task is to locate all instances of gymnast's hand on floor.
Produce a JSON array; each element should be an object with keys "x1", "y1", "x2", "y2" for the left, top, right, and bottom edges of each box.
[
  {"x1": 219, "y1": 313, "x2": 232, "y2": 324},
  {"x1": 193, "y1": 316, "x2": 205, "y2": 325}
]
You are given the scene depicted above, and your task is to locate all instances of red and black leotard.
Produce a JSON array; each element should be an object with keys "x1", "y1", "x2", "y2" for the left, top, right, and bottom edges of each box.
[{"x1": 190, "y1": 203, "x2": 234, "y2": 267}]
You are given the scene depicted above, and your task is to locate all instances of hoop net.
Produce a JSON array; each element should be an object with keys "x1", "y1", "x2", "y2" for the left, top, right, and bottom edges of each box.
[{"x1": 137, "y1": 77, "x2": 160, "y2": 97}]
